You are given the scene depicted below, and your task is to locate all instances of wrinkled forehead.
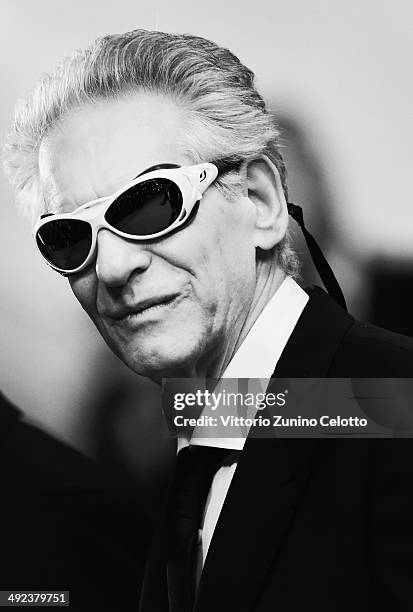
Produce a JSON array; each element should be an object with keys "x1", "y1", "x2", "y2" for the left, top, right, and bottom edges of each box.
[{"x1": 38, "y1": 94, "x2": 190, "y2": 214}]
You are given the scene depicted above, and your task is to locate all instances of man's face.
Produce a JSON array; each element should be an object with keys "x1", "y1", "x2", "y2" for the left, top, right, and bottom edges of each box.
[{"x1": 38, "y1": 94, "x2": 257, "y2": 379}]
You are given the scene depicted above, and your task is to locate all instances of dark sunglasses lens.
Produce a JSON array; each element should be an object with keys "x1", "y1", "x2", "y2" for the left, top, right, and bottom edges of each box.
[
  {"x1": 36, "y1": 219, "x2": 92, "y2": 271},
  {"x1": 105, "y1": 178, "x2": 183, "y2": 236}
]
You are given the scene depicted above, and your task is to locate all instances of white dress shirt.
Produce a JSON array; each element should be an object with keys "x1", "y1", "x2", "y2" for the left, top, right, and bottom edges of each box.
[{"x1": 177, "y1": 276, "x2": 309, "y2": 568}]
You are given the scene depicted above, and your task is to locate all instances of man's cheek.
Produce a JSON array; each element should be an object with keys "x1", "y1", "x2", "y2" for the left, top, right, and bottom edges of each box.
[{"x1": 68, "y1": 276, "x2": 96, "y2": 313}]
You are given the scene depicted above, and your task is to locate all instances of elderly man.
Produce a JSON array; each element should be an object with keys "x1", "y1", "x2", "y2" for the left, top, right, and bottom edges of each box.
[{"x1": 4, "y1": 29, "x2": 413, "y2": 612}]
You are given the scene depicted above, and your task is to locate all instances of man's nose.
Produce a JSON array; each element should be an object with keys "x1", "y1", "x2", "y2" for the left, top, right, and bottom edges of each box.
[{"x1": 95, "y1": 229, "x2": 152, "y2": 286}]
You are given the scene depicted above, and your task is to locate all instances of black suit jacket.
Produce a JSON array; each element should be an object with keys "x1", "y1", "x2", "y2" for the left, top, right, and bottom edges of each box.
[
  {"x1": 0, "y1": 394, "x2": 149, "y2": 611},
  {"x1": 139, "y1": 286, "x2": 413, "y2": 612}
]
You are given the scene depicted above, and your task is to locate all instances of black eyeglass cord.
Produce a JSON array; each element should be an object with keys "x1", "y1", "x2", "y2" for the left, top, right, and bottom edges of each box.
[{"x1": 287, "y1": 202, "x2": 347, "y2": 311}]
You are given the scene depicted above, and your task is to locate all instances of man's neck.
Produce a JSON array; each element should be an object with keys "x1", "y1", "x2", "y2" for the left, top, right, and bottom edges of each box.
[
  {"x1": 223, "y1": 267, "x2": 286, "y2": 374},
  {"x1": 196, "y1": 265, "x2": 287, "y2": 380}
]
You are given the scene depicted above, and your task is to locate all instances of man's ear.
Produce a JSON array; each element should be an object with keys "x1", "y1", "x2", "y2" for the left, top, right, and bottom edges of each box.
[{"x1": 245, "y1": 156, "x2": 289, "y2": 250}]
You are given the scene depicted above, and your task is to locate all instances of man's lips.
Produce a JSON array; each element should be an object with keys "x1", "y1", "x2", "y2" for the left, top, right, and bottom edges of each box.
[{"x1": 103, "y1": 293, "x2": 181, "y2": 321}]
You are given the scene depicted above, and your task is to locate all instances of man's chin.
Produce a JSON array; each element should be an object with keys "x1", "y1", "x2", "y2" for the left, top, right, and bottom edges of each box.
[{"x1": 116, "y1": 342, "x2": 203, "y2": 381}]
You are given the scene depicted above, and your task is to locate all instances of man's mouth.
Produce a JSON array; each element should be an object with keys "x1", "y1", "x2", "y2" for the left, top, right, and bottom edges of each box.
[{"x1": 107, "y1": 293, "x2": 182, "y2": 323}]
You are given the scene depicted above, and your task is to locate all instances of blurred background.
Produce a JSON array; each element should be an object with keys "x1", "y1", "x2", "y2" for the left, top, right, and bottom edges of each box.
[{"x1": 1, "y1": 0, "x2": 412, "y2": 510}]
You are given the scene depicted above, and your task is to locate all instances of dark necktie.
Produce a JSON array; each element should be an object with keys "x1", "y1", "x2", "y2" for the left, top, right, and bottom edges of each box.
[{"x1": 166, "y1": 445, "x2": 240, "y2": 612}]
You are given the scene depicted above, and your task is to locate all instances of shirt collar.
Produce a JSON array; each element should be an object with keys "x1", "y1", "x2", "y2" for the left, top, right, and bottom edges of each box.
[{"x1": 177, "y1": 277, "x2": 309, "y2": 453}]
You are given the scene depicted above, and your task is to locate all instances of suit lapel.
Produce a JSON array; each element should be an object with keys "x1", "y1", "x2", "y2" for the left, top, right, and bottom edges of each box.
[
  {"x1": 195, "y1": 287, "x2": 355, "y2": 611},
  {"x1": 274, "y1": 286, "x2": 354, "y2": 377},
  {"x1": 195, "y1": 435, "x2": 321, "y2": 612}
]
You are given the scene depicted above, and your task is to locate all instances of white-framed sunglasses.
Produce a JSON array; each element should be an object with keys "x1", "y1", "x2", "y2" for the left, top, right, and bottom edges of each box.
[
  {"x1": 33, "y1": 156, "x2": 348, "y2": 312},
  {"x1": 34, "y1": 162, "x2": 220, "y2": 276}
]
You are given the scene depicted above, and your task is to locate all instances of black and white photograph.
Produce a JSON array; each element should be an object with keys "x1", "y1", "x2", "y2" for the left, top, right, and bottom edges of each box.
[{"x1": 1, "y1": 1, "x2": 413, "y2": 610}]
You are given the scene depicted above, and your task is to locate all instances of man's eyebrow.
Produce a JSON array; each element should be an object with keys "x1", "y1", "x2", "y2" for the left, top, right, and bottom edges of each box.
[{"x1": 134, "y1": 163, "x2": 181, "y2": 179}]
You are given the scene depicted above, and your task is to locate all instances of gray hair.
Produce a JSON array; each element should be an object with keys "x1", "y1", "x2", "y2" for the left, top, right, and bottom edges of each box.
[{"x1": 3, "y1": 29, "x2": 299, "y2": 275}]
